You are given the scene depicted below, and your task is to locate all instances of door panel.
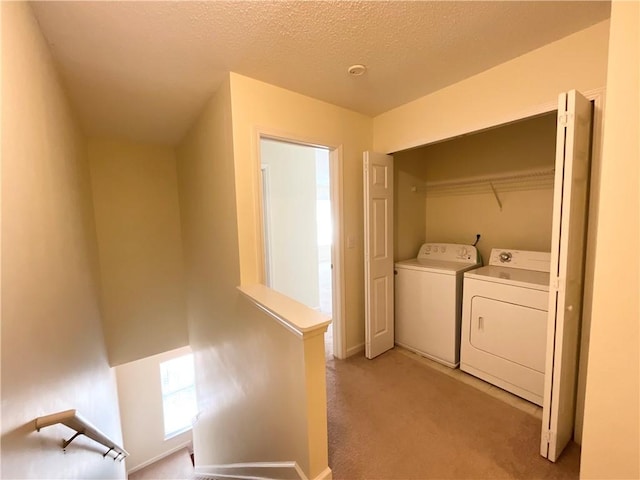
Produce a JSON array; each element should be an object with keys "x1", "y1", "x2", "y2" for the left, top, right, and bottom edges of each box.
[
  {"x1": 541, "y1": 90, "x2": 592, "y2": 461},
  {"x1": 373, "y1": 277, "x2": 390, "y2": 334},
  {"x1": 364, "y1": 152, "x2": 394, "y2": 359},
  {"x1": 372, "y1": 198, "x2": 389, "y2": 259}
]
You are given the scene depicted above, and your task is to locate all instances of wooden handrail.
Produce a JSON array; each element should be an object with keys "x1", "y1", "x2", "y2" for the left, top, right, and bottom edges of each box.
[{"x1": 35, "y1": 409, "x2": 128, "y2": 461}]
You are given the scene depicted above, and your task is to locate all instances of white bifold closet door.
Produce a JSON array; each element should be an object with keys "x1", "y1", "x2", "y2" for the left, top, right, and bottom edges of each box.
[
  {"x1": 363, "y1": 151, "x2": 394, "y2": 359},
  {"x1": 541, "y1": 89, "x2": 593, "y2": 462}
]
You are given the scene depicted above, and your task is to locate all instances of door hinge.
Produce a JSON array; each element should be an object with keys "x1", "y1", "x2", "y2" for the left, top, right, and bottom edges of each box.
[
  {"x1": 542, "y1": 429, "x2": 556, "y2": 446},
  {"x1": 558, "y1": 112, "x2": 572, "y2": 127},
  {"x1": 551, "y1": 277, "x2": 561, "y2": 291}
]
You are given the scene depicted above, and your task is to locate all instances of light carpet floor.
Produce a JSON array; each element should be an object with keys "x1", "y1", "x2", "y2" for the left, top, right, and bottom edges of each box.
[
  {"x1": 128, "y1": 348, "x2": 580, "y2": 479},
  {"x1": 326, "y1": 348, "x2": 580, "y2": 479}
]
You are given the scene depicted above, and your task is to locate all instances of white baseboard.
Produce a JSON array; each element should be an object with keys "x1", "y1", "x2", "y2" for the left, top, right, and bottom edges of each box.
[
  {"x1": 346, "y1": 342, "x2": 364, "y2": 357},
  {"x1": 312, "y1": 466, "x2": 332, "y2": 480},
  {"x1": 195, "y1": 461, "x2": 331, "y2": 480},
  {"x1": 127, "y1": 440, "x2": 192, "y2": 474}
]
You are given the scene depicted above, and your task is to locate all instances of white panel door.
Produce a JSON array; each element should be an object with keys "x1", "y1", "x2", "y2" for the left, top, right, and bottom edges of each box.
[
  {"x1": 541, "y1": 90, "x2": 592, "y2": 461},
  {"x1": 363, "y1": 152, "x2": 394, "y2": 359}
]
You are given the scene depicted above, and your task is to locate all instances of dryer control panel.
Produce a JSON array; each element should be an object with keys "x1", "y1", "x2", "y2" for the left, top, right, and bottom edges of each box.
[
  {"x1": 488, "y1": 248, "x2": 551, "y2": 272},
  {"x1": 417, "y1": 243, "x2": 479, "y2": 263}
]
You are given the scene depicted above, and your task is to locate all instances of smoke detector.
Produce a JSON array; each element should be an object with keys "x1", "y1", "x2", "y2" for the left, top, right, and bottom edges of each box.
[{"x1": 347, "y1": 64, "x2": 367, "y2": 76}]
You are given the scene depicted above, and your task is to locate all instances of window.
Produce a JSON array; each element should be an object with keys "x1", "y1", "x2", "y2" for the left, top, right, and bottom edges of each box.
[{"x1": 160, "y1": 354, "x2": 197, "y2": 439}]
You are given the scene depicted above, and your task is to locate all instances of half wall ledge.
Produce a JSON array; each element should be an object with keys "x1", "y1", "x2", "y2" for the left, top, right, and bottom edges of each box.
[{"x1": 237, "y1": 284, "x2": 331, "y2": 339}]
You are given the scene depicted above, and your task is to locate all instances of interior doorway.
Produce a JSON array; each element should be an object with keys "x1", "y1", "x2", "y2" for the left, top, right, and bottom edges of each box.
[{"x1": 260, "y1": 137, "x2": 335, "y2": 356}]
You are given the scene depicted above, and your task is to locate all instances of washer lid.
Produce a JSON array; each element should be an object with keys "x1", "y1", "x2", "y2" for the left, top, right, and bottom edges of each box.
[
  {"x1": 395, "y1": 258, "x2": 481, "y2": 275},
  {"x1": 464, "y1": 265, "x2": 550, "y2": 291}
]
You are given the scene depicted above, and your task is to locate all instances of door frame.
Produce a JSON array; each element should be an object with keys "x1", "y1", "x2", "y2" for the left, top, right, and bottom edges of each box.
[
  {"x1": 255, "y1": 129, "x2": 347, "y2": 359},
  {"x1": 260, "y1": 164, "x2": 274, "y2": 287}
]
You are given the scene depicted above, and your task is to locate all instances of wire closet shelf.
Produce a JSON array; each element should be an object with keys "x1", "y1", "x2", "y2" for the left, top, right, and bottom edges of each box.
[{"x1": 414, "y1": 167, "x2": 555, "y2": 210}]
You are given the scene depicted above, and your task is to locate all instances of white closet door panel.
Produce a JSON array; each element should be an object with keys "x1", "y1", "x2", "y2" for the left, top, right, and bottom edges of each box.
[
  {"x1": 364, "y1": 151, "x2": 394, "y2": 359},
  {"x1": 541, "y1": 90, "x2": 592, "y2": 461}
]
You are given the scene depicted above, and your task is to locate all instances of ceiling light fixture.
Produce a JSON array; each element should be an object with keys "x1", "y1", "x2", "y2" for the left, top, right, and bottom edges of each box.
[{"x1": 348, "y1": 64, "x2": 367, "y2": 76}]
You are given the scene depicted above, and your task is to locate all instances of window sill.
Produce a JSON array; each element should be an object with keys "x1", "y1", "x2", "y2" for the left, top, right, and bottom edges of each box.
[{"x1": 164, "y1": 426, "x2": 192, "y2": 441}]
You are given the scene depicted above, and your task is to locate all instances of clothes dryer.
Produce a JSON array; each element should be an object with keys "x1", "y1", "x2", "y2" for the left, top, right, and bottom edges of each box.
[
  {"x1": 395, "y1": 243, "x2": 481, "y2": 367},
  {"x1": 460, "y1": 248, "x2": 551, "y2": 405}
]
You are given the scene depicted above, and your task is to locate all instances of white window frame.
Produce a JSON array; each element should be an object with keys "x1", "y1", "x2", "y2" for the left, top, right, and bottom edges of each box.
[{"x1": 160, "y1": 353, "x2": 197, "y2": 440}]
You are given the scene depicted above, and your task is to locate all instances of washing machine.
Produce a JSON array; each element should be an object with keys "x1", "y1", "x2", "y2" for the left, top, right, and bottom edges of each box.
[
  {"x1": 395, "y1": 243, "x2": 481, "y2": 368},
  {"x1": 460, "y1": 248, "x2": 551, "y2": 405}
]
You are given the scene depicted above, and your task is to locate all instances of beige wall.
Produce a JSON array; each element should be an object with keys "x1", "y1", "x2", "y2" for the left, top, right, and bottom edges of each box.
[
  {"x1": 425, "y1": 190, "x2": 554, "y2": 265},
  {"x1": 176, "y1": 78, "x2": 325, "y2": 478},
  {"x1": 229, "y1": 73, "x2": 373, "y2": 354},
  {"x1": 420, "y1": 113, "x2": 557, "y2": 181},
  {"x1": 261, "y1": 139, "x2": 320, "y2": 309},
  {"x1": 394, "y1": 113, "x2": 557, "y2": 263},
  {"x1": 580, "y1": 2, "x2": 640, "y2": 478},
  {"x1": 115, "y1": 346, "x2": 192, "y2": 473},
  {"x1": 393, "y1": 155, "x2": 428, "y2": 261},
  {"x1": 88, "y1": 140, "x2": 188, "y2": 366},
  {"x1": 1, "y1": 3, "x2": 124, "y2": 478},
  {"x1": 374, "y1": 20, "x2": 610, "y2": 154}
]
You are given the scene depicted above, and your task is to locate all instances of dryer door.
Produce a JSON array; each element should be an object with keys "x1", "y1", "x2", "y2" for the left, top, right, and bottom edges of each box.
[{"x1": 470, "y1": 296, "x2": 547, "y2": 373}]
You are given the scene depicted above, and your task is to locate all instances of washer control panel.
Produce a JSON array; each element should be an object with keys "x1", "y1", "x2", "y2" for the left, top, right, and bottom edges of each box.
[
  {"x1": 417, "y1": 243, "x2": 479, "y2": 263},
  {"x1": 488, "y1": 248, "x2": 551, "y2": 272}
]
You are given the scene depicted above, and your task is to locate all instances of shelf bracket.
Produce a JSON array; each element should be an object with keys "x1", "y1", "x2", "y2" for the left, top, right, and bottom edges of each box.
[
  {"x1": 489, "y1": 181, "x2": 503, "y2": 211},
  {"x1": 62, "y1": 431, "x2": 84, "y2": 450}
]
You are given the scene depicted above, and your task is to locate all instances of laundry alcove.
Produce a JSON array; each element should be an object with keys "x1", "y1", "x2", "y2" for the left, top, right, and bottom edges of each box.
[
  {"x1": 363, "y1": 88, "x2": 604, "y2": 463},
  {"x1": 394, "y1": 110, "x2": 558, "y2": 266}
]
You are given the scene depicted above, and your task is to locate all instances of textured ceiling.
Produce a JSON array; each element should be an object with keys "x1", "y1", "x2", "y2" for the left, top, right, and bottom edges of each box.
[{"x1": 30, "y1": 1, "x2": 610, "y2": 145}]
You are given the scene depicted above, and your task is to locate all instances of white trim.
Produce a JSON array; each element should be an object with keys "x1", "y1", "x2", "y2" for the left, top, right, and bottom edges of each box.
[
  {"x1": 573, "y1": 87, "x2": 605, "y2": 444},
  {"x1": 312, "y1": 466, "x2": 333, "y2": 480},
  {"x1": 194, "y1": 460, "x2": 315, "y2": 480},
  {"x1": 127, "y1": 440, "x2": 192, "y2": 474},
  {"x1": 329, "y1": 146, "x2": 346, "y2": 360},
  {"x1": 163, "y1": 425, "x2": 192, "y2": 441},
  {"x1": 346, "y1": 342, "x2": 365, "y2": 358},
  {"x1": 260, "y1": 164, "x2": 274, "y2": 287},
  {"x1": 255, "y1": 127, "x2": 336, "y2": 150}
]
